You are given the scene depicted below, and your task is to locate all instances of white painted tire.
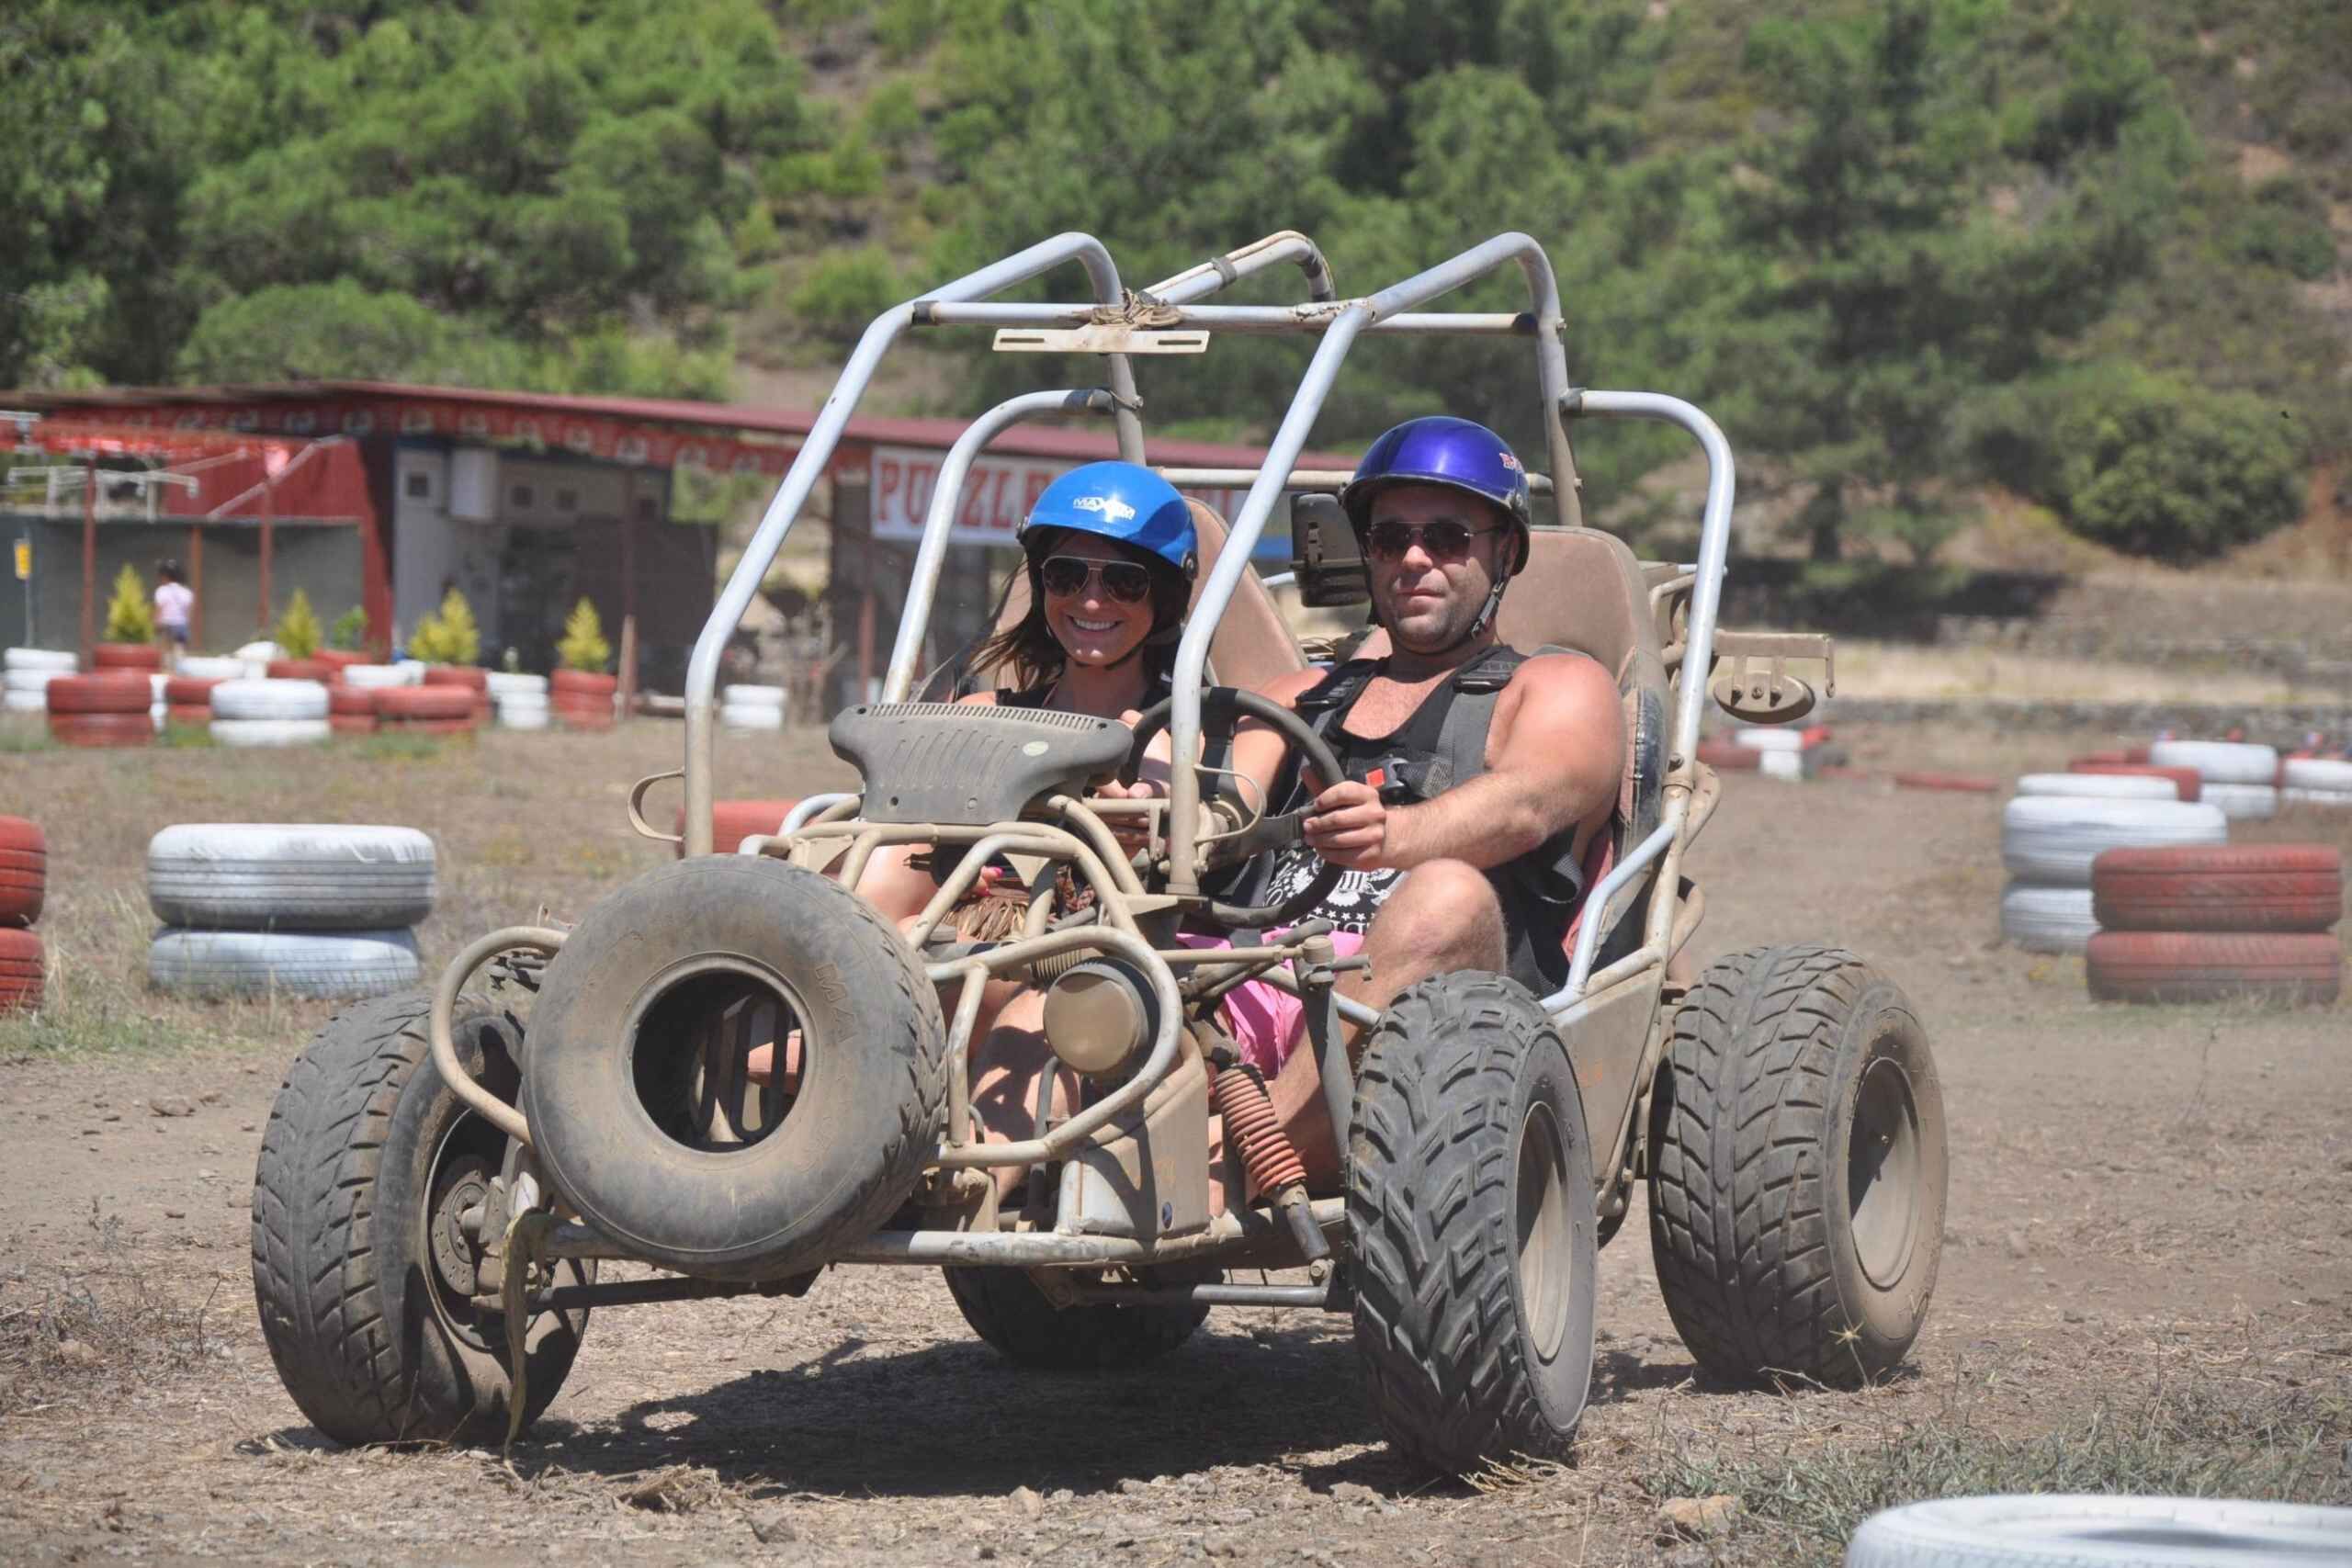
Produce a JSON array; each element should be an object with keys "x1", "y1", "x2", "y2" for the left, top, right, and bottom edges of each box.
[
  {"x1": 339, "y1": 663, "x2": 409, "y2": 689},
  {"x1": 2147, "y1": 739, "x2": 2279, "y2": 785},
  {"x1": 3, "y1": 669, "x2": 64, "y2": 694},
  {"x1": 2281, "y1": 787, "x2": 2352, "y2": 809},
  {"x1": 1734, "y1": 727, "x2": 1806, "y2": 752},
  {"x1": 2014, "y1": 773, "x2": 2177, "y2": 802},
  {"x1": 495, "y1": 690, "x2": 548, "y2": 709},
  {"x1": 148, "y1": 928, "x2": 423, "y2": 998},
  {"x1": 1998, "y1": 882, "x2": 2098, "y2": 953},
  {"x1": 393, "y1": 659, "x2": 428, "y2": 683},
  {"x1": 151, "y1": 702, "x2": 166, "y2": 732},
  {"x1": 2281, "y1": 757, "x2": 2352, "y2": 791},
  {"x1": 210, "y1": 678, "x2": 330, "y2": 720},
  {"x1": 209, "y1": 717, "x2": 332, "y2": 748},
  {"x1": 4, "y1": 648, "x2": 77, "y2": 673},
  {"x1": 148, "y1": 824, "x2": 436, "y2": 931},
  {"x1": 2202, "y1": 782, "x2": 2278, "y2": 820},
  {"x1": 233, "y1": 639, "x2": 284, "y2": 663},
  {"x1": 486, "y1": 671, "x2": 548, "y2": 697},
  {"x1": 3, "y1": 689, "x2": 45, "y2": 714},
  {"x1": 498, "y1": 705, "x2": 550, "y2": 731},
  {"x1": 1844, "y1": 1493, "x2": 2352, "y2": 1567},
  {"x1": 1757, "y1": 748, "x2": 1805, "y2": 780},
  {"x1": 174, "y1": 655, "x2": 245, "y2": 681},
  {"x1": 719, "y1": 704, "x2": 785, "y2": 731},
  {"x1": 722, "y1": 683, "x2": 787, "y2": 707},
  {"x1": 2000, "y1": 797, "x2": 2228, "y2": 884}
]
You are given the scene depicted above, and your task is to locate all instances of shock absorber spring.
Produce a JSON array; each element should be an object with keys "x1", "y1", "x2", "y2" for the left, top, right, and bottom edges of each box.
[{"x1": 1210, "y1": 1059, "x2": 1306, "y2": 1198}]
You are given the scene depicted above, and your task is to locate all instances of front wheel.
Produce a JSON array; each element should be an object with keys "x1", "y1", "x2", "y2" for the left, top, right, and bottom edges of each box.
[
  {"x1": 1647, "y1": 945, "x2": 1946, "y2": 1387},
  {"x1": 251, "y1": 993, "x2": 592, "y2": 1446},
  {"x1": 1348, "y1": 974, "x2": 1599, "y2": 1474}
]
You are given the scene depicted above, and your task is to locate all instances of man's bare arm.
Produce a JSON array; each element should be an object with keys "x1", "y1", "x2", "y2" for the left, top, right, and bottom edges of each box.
[{"x1": 1302, "y1": 654, "x2": 1622, "y2": 873}]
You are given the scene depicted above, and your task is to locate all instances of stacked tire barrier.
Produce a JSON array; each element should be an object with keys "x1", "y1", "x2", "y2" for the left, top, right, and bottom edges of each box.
[
  {"x1": 487, "y1": 671, "x2": 550, "y2": 730},
  {"x1": 147, "y1": 824, "x2": 434, "y2": 998},
  {"x1": 46, "y1": 671, "x2": 154, "y2": 748},
  {"x1": 0, "y1": 816, "x2": 45, "y2": 1013},
  {"x1": 550, "y1": 669, "x2": 618, "y2": 730},
  {"x1": 719, "y1": 682, "x2": 788, "y2": 734},
  {"x1": 376, "y1": 683, "x2": 478, "y2": 737},
  {"x1": 424, "y1": 665, "x2": 492, "y2": 724},
  {"x1": 673, "y1": 797, "x2": 806, "y2": 856},
  {"x1": 2280, "y1": 755, "x2": 2352, "y2": 810},
  {"x1": 1998, "y1": 795, "x2": 2227, "y2": 954},
  {"x1": 5, "y1": 648, "x2": 78, "y2": 716},
  {"x1": 209, "y1": 678, "x2": 330, "y2": 747},
  {"x1": 327, "y1": 682, "x2": 379, "y2": 736},
  {"x1": 1847, "y1": 1495, "x2": 2352, "y2": 1566},
  {"x1": 1695, "y1": 725, "x2": 1838, "y2": 781},
  {"x1": 2149, "y1": 739, "x2": 2278, "y2": 820},
  {"x1": 2086, "y1": 844, "x2": 2343, "y2": 1005}
]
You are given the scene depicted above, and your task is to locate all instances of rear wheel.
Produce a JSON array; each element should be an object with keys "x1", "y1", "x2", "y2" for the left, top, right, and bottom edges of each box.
[
  {"x1": 1647, "y1": 945, "x2": 1945, "y2": 1386},
  {"x1": 944, "y1": 1265, "x2": 1212, "y2": 1369},
  {"x1": 251, "y1": 993, "x2": 591, "y2": 1446},
  {"x1": 1348, "y1": 973, "x2": 1598, "y2": 1474}
]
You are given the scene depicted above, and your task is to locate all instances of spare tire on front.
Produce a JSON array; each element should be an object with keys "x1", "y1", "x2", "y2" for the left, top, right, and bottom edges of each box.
[{"x1": 522, "y1": 854, "x2": 948, "y2": 1281}]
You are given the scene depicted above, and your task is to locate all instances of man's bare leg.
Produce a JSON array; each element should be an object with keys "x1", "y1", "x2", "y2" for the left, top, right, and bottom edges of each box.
[{"x1": 1263, "y1": 859, "x2": 1506, "y2": 1185}]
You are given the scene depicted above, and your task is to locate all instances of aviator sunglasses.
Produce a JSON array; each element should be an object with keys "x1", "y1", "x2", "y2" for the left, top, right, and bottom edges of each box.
[
  {"x1": 1038, "y1": 555, "x2": 1154, "y2": 604},
  {"x1": 1363, "y1": 518, "x2": 1500, "y2": 564}
]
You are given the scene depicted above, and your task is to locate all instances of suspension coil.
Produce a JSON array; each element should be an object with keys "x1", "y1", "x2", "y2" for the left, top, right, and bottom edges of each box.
[{"x1": 1210, "y1": 1059, "x2": 1307, "y2": 1197}]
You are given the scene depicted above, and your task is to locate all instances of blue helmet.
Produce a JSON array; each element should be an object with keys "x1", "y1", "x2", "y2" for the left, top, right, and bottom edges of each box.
[
  {"x1": 1020, "y1": 461, "x2": 1198, "y2": 581},
  {"x1": 1339, "y1": 416, "x2": 1531, "y2": 577}
]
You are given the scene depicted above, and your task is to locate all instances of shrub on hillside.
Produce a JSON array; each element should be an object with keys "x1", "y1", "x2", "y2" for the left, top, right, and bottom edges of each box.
[{"x1": 1967, "y1": 363, "x2": 2306, "y2": 561}]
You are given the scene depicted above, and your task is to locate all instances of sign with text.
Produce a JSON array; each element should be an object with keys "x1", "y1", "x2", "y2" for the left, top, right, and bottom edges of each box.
[{"x1": 867, "y1": 445, "x2": 1252, "y2": 548}]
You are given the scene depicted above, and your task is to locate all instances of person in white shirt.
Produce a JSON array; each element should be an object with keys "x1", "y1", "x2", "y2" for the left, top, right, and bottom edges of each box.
[{"x1": 153, "y1": 559, "x2": 194, "y2": 659}]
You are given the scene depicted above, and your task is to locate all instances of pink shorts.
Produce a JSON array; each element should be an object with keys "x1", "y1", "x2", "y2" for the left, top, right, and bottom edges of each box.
[{"x1": 1173, "y1": 931, "x2": 1367, "y2": 1077}]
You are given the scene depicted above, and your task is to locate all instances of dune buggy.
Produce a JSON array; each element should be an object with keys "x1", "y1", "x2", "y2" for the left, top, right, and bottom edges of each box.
[{"x1": 251, "y1": 229, "x2": 1946, "y2": 1474}]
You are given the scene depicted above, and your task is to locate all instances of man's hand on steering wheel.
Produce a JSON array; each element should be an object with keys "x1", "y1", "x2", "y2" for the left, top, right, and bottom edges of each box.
[{"x1": 1301, "y1": 779, "x2": 1394, "y2": 871}]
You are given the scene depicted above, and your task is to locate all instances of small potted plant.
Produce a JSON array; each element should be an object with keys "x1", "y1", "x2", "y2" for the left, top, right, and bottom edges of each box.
[
  {"x1": 315, "y1": 604, "x2": 371, "y2": 676},
  {"x1": 94, "y1": 564, "x2": 162, "y2": 671},
  {"x1": 410, "y1": 589, "x2": 490, "y2": 720},
  {"x1": 266, "y1": 590, "x2": 332, "y2": 681},
  {"x1": 550, "y1": 597, "x2": 617, "y2": 730}
]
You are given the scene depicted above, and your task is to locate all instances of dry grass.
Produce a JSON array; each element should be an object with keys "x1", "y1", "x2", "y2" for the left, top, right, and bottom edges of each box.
[{"x1": 0, "y1": 1201, "x2": 232, "y2": 1420}]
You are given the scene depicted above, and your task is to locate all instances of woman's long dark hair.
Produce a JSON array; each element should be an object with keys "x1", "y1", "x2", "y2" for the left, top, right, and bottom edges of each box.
[{"x1": 967, "y1": 529, "x2": 1189, "y2": 695}]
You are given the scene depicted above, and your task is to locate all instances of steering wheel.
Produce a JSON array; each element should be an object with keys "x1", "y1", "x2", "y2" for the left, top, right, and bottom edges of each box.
[{"x1": 1121, "y1": 687, "x2": 1348, "y2": 930}]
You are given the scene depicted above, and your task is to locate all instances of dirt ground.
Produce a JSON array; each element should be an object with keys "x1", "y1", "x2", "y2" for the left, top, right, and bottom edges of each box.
[{"x1": 2, "y1": 718, "x2": 2348, "y2": 1566}]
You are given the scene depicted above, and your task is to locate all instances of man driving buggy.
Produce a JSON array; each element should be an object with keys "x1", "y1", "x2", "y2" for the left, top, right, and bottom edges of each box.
[{"x1": 1223, "y1": 415, "x2": 1624, "y2": 1183}]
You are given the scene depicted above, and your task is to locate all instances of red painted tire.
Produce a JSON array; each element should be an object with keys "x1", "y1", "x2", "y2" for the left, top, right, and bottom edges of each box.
[
  {"x1": 1694, "y1": 739, "x2": 1759, "y2": 772},
  {"x1": 315, "y1": 649, "x2": 367, "y2": 674},
  {"x1": 671, "y1": 798, "x2": 806, "y2": 858},
  {"x1": 0, "y1": 817, "x2": 44, "y2": 927},
  {"x1": 0, "y1": 926, "x2": 43, "y2": 1012},
  {"x1": 423, "y1": 665, "x2": 488, "y2": 691},
  {"x1": 326, "y1": 683, "x2": 378, "y2": 716},
  {"x1": 266, "y1": 659, "x2": 332, "y2": 682},
  {"x1": 44, "y1": 672, "x2": 152, "y2": 714},
  {"x1": 2092, "y1": 845, "x2": 2344, "y2": 934},
  {"x1": 550, "y1": 670, "x2": 617, "y2": 697},
  {"x1": 379, "y1": 716, "x2": 476, "y2": 737},
  {"x1": 1891, "y1": 771, "x2": 1999, "y2": 793},
  {"x1": 163, "y1": 675, "x2": 222, "y2": 705},
  {"x1": 49, "y1": 712, "x2": 153, "y2": 747},
  {"x1": 2124, "y1": 744, "x2": 2152, "y2": 764},
  {"x1": 2068, "y1": 761, "x2": 2199, "y2": 803},
  {"x1": 328, "y1": 713, "x2": 379, "y2": 736},
  {"x1": 553, "y1": 702, "x2": 616, "y2": 731},
  {"x1": 91, "y1": 643, "x2": 163, "y2": 671},
  {"x1": 2086, "y1": 931, "x2": 2342, "y2": 1005},
  {"x1": 164, "y1": 704, "x2": 212, "y2": 728},
  {"x1": 2072, "y1": 750, "x2": 2132, "y2": 766},
  {"x1": 374, "y1": 686, "x2": 475, "y2": 721}
]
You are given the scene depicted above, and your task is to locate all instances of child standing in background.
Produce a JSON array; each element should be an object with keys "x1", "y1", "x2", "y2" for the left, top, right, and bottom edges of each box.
[{"x1": 153, "y1": 560, "x2": 193, "y2": 664}]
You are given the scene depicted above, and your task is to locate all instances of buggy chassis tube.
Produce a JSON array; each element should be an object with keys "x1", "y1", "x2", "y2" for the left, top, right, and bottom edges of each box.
[
  {"x1": 541, "y1": 1198, "x2": 1348, "y2": 1269},
  {"x1": 682, "y1": 231, "x2": 1146, "y2": 857},
  {"x1": 428, "y1": 925, "x2": 566, "y2": 1146},
  {"x1": 1147, "y1": 230, "x2": 1335, "y2": 305}
]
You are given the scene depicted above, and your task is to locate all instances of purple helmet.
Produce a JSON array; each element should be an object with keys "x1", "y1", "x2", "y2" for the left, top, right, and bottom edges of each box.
[{"x1": 1339, "y1": 415, "x2": 1531, "y2": 577}]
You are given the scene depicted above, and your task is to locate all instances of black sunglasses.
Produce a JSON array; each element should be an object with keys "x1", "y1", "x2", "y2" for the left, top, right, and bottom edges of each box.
[
  {"x1": 1039, "y1": 555, "x2": 1153, "y2": 604},
  {"x1": 1363, "y1": 519, "x2": 1499, "y2": 564}
]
